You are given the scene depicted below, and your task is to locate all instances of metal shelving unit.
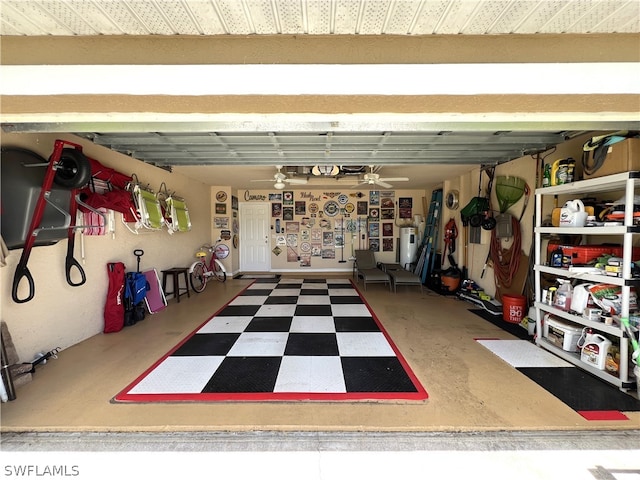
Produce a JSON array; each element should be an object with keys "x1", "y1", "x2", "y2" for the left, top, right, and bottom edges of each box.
[{"x1": 534, "y1": 171, "x2": 640, "y2": 390}]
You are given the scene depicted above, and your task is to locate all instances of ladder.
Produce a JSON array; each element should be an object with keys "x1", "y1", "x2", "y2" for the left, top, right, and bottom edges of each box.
[{"x1": 414, "y1": 189, "x2": 442, "y2": 284}]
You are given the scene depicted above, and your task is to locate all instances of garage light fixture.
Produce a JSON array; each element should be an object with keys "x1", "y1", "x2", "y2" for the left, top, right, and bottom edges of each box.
[{"x1": 312, "y1": 165, "x2": 339, "y2": 176}]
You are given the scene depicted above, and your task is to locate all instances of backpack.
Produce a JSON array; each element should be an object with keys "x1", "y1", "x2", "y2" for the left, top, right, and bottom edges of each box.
[{"x1": 125, "y1": 272, "x2": 149, "y2": 306}]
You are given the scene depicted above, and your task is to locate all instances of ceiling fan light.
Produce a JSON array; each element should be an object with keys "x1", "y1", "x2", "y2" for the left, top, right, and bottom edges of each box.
[
  {"x1": 312, "y1": 165, "x2": 339, "y2": 176},
  {"x1": 274, "y1": 181, "x2": 285, "y2": 190}
]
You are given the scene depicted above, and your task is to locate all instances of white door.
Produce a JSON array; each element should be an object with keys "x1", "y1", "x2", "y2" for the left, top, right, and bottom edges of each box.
[{"x1": 239, "y1": 202, "x2": 271, "y2": 272}]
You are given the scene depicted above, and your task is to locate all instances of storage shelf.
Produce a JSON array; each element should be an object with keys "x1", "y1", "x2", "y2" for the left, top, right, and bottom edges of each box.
[
  {"x1": 535, "y1": 171, "x2": 640, "y2": 196},
  {"x1": 535, "y1": 302, "x2": 625, "y2": 338},
  {"x1": 534, "y1": 265, "x2": 640, "y2": 286},
  {"x1": 534, "y1": 170, "x2": 638, "y2": 391},
  {"x1": 536, "y1": 338, "x2": 634, "y2": 389},
  {"x1": 536, "y1": 226, "x2": 640, "y2": 235}
]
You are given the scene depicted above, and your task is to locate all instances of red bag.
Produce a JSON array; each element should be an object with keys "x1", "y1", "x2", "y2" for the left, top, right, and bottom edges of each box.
[
  {"x1": 104, "y1": 262, "x2": 126, "y2": 333},
  {"x1": 86, "y1": 157, "x2": 132, "y2": 190}
]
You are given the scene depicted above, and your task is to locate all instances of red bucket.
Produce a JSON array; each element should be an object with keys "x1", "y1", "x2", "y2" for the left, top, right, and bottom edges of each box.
[{"x1": 502, "y1": 294, "x2": 527, "y2": 324}]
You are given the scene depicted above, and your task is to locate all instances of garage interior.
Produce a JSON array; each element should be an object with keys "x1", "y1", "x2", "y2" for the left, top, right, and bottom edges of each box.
[{"x1": 1, "y1": 0, "x2": 640, "y2": 467}]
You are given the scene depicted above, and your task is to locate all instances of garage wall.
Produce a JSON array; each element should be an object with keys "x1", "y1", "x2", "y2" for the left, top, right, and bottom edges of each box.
[
  {"x1": 1, "y1": 133, "x2": 213, "y2": 362},
  {"x1": 446, "y1": 132, "x2": 596, "y2": 299},
  {"x1": 0, "y1": 131, "x2": 607, "y2": 361},
  {"x1": 237, "y1": 188, "x2": 427, "y2": 271}
]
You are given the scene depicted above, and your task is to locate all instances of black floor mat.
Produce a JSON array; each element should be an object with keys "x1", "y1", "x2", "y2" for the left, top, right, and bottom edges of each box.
[
  {"x1": 235, "y1": 274, "x2": 281, "y2": 281},
  {"x1": 518, "y1": 367, "x2": 640, "y2": 412},
  {"x1": 468, "y1": 308, "x2": 530, "y2": 340}
]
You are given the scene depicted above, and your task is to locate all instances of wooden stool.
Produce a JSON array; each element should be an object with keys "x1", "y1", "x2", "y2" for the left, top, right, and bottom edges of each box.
[{"x1": 161, "y1": 267, "x2": 190, "y2": 303}]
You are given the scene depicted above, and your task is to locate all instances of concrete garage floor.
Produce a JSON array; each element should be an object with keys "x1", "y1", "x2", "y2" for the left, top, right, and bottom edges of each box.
[{"x1": 2, "y1": 276, "x2": 639, "y2": 478}]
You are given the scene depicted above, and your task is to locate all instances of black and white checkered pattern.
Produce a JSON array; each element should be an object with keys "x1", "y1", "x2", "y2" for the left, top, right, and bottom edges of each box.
[{"x1": 116, "y1": 278, "x2": 427, "y2": 402}]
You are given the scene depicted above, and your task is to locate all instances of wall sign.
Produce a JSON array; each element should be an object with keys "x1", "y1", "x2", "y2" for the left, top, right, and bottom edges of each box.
[
  {"x1": 214, "y1": 217, "x2": 229, "y2": 228},
  {"x1": 216, "y1": 191, "x2": 227, "y2": 202},
  {"x1": 300, "y1": 192, "x2": 321, "y2": 201},
  {"x1": 215, "y1": 203, "x2": 227, "y2": 214},
  {"x1": 272, "y1": 203, "x2": 282, "y2": 217},
  {"x1": 244, "y1": 192, "x2": 267, "y2": 201}
]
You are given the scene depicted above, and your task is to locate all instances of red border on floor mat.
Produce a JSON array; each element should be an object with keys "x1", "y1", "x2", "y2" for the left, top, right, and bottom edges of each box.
[
  {"x1": 577, "y1": 410, "x2": 629, "y2": 421},
  {"x1": 114, "y1": 279, "x2": 428, "y2": 403}
]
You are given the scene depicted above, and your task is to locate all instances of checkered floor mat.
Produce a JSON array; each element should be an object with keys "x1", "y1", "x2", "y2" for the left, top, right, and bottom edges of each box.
[{"x1": 114, "y1": 278, "x2": 427, "y2": 402}]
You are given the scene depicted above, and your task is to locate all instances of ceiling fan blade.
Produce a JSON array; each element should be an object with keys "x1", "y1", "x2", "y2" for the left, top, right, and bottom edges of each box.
[
  {"x1": 375, "y1": 180, "x2": 393, "y2": 189},
  {"x1": 378, "y1": 177, "x2": 409, "y2": 182},
  {"x1": 285, "y1": 178, "x2": 308, "y2": 184},
  {"x1": 250, "y1": 179, "x2": 274, "y2": 183}
]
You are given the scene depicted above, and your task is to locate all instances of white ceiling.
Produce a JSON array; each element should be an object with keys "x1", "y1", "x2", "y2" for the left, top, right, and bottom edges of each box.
[
  {"x1": 1, "y1": 0, "x2": 638, "y2": 190},
  {"x1": 1, "y1": 0, "x2": 638, "y2": 36}
]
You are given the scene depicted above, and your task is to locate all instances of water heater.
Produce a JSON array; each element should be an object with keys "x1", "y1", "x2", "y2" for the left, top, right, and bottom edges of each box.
[{"x1": 399, "y1": 227, "x2": 418, "y2": 269}]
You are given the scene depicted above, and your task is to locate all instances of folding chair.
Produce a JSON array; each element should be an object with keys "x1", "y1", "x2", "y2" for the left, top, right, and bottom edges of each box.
[
  {"x1": 165, "y1": 195, "x2": 191, "y2": 233},
  {"x1": 388, "y1": 268, "x2": 424, "y2": 294},
  {"x1": 353, "y1": 249, "x2": 390, "y2": 290},
  {"x1": 136, "y1": 187, "x2": 165, "y2": 230},
  {"x1": 125, "y1": 176, "x2": 165, "y2": 232}
]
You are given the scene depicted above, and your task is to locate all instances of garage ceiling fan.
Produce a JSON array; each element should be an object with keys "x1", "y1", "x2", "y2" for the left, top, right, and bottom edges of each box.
[
  {"x1": 250, "y1": 165, "x2": 308, "y2": 190},
  {"x1": 353, "y1": 166, "x2": 409, "y2": 189}
]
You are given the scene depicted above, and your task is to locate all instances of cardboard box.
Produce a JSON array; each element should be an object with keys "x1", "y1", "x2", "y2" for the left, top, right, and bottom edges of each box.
[{"x1": 583, "y1": 138, "x2": 640, "y2": 179}]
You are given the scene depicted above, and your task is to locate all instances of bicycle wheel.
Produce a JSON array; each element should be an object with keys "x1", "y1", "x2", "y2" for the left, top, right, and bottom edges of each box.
[
  {"x1": 212, "y1": 260, "x2": 227, "y2": 282},
  {"x1": 190, "y1": 262, "x2": 207, "y2": 293}
]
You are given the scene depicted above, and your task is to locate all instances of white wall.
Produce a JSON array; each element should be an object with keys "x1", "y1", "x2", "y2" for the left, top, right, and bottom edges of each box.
[{"x1": 1, "y1": 133, "x2": 213, "y2": 362}]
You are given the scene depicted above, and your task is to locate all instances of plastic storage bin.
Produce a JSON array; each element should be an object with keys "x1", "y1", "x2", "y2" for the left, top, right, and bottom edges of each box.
[{"x1": 543, "y1": 316, "x2": 583, "y2": 352}]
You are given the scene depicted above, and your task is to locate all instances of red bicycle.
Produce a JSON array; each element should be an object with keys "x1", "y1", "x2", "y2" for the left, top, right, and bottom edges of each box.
[{"x1": 188, "y1": 239, "x2": 228, "y2": 292}]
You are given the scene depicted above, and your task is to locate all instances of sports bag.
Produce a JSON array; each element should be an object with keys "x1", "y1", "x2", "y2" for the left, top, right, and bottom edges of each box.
[
  {"x1": 125, "y1": 272, "x2": 149, "y2": 306},
  {"x1": 104, "y1": 262, "x2": 125, "y2": 333}
]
